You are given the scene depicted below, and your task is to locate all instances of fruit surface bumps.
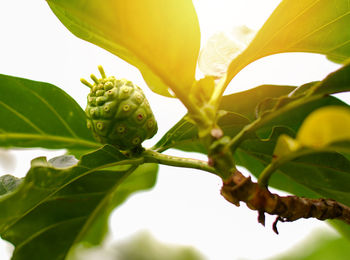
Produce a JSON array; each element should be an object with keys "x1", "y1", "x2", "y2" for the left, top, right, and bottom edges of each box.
[{"x1": 82, "y1": 66, "x2": 158, "y2": 150}]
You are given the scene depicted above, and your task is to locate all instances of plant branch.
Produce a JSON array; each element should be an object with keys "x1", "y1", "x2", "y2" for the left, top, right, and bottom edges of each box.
[
  {"x1": 142, "y1": 149, "x2": 218, "y2": 175},
  {"x1": 221, "y1": 169, "x2": 350, "y2": 234}
]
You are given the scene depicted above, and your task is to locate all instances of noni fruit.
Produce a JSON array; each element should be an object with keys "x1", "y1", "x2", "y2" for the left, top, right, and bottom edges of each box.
[{"x1": 81, "y1": 66, "x2": 158, "y2": 150}]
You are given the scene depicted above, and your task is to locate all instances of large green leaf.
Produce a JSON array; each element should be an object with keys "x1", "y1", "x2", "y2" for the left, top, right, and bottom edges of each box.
[
  {"x1": 0, "y1": 74, "x2": 99, "y2": 150},
  {"x1": 0, "y1": 145, "x2": 158, "y2": 260},
  {"x1": 46, "y1": 0, "x2": 200, "y2": 100},
  {"x1": 251, "y1": 63, "x2": 350, "y2": 138},
  {"x1": 222, "y1": 0, "x2": 350, "y2": 95},
  {"x1": 155, "y1": 85, "x2": 295, "y2": 152},
  {"x1": 220, "y1": 85, "x2": 296, "y2": 121}
]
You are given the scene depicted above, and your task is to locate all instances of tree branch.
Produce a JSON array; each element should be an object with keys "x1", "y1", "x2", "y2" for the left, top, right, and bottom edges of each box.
[{"x1": 221, "y1": 169, "x2": 350, "y2": 234}]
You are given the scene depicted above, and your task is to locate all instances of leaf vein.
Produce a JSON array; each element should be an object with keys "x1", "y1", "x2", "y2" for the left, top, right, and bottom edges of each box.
[
  {"x1": 0, "y1": 132, "x2": 100, "y2": 149},
  {"x1": 26, "y1": 87, "x2": 79, "y2": 138},
  {"x1": 325, "y1": 38, "x2": 350, "y2": 54},
  {"x1": 252, "y1": 0, "x2": 322, "y2": 59},
  {"x1": 0, "y1": 101, "x2": 44, "y2": 134},
  {"x1": 284, "y1": 10, "x2": 350, "y2": 50}
]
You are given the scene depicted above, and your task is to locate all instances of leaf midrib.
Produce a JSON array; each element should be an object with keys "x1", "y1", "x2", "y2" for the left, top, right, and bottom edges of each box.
[{"x1": 0, "y1": 132, "x2": 100, "y2": 149}]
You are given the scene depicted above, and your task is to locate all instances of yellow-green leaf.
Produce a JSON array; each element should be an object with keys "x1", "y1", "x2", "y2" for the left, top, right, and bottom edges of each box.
[
  {"x1": 47, "y1": 0, "x2": 200, "y2": 98},
  {"x1": 273, "y1": 134, "x2": 301, "y2": 159},
  {"x1": 297, "y1": 106, "x2": 350, "y2": 148},
  {"x1": 218, "y1": 0, "x2": 350, "y2": 98}
]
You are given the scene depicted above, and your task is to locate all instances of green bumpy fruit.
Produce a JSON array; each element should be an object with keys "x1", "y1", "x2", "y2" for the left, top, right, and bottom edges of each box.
[{"x1": 81, "y1": 66, "x2": 158, "y2": 150}]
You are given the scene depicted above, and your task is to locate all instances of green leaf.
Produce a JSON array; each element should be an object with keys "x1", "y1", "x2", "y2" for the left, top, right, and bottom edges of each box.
[
  {"x1": 0, "y1": 74, "x2": 99, "y2": 150},
  {"x1": 255, "y1": 95, "x2": 350, "y2": 141},
  {"x1": 155, "y1": 85, "x2": 295, "y2": 152},
  {"x1": 272, "y1": 134, "x2": 301, "y2": 159},
  {"x1": 223, "y1": 0, "x2": 350, "y2": 94},
  {"x1": 257, "y1": 62, "x2": 349, "y2": 119},
  {"x1": 46, "y1": 0, "x2": 200, "y2": 100},
  {"x1": 220, "y1": 85, "x2": 296, "y2": 121},
  {"x1": 0, "y1": 145, "x2": 158, "y2": 260}
]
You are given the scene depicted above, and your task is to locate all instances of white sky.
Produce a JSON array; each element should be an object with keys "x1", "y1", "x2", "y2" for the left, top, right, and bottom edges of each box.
[{"x1": 0, "y1": 1, "x2": 345, "y2": 260}]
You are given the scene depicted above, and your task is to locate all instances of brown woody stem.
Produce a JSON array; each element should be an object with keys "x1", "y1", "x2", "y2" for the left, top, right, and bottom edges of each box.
[{"x1": 220, "y1": 169, "x2": 350, "y2": 234}]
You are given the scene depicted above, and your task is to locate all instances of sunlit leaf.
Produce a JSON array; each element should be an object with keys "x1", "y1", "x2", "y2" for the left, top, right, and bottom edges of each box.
[
  {"x1": 297, "y1": 106, "x2": 350, "y2": 149},
  {"x1": 273, "y1": 134, "x2": 300, "y2": 159},
  {"x1": 223, "y1": 0, "x2": 350, "y2": 94},
  {"x1": 198, "y1": 26, "x2": 255, "y2": 77},
  {"x1": 0, "y1": 145, "x2": 158, "y2": 260},
  {"x1": 0, "y1": 74, "x2": 99, "y2": 150},
  {"x1": 272, "y1": 105, "x2": 350, "y2": 163},
  {"x1": 189, "y1": 76, "x2": 216, "y2": 107},
  {"x1": 47, "y1": 0, "x2": 200, "y2": 99}
]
